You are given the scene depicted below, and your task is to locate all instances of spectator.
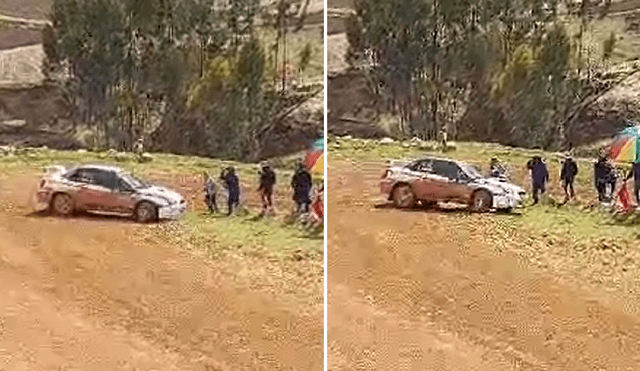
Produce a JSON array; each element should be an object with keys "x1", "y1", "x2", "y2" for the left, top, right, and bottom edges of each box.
[
  {"x1": 222, "y1": 166, "x2": 240, "y2": 216},
  {"x1": 203, "y1": 172, "x2": 218, "y2": 213},
  {"x1": 291, "y1": 162, "x2": 312, "y2": 213},
  {"x1": 625, "y1": 162, "x2": 640, "y2": 205},
  {"x1": 560, "y1": 154, "x2": 578, "y2": 203},
  {"x1": 528, "y1": 156, "x2": 549, "y2": 205},
  {"x1": 489, "y1": 157, "x2": 506, "y2": 178},
  {"x1": 258, "y1": 163, "x2": 277, "y2": 215},
  {"x1": 595, "y1": 156, "x2": 617, "y2": 202}
]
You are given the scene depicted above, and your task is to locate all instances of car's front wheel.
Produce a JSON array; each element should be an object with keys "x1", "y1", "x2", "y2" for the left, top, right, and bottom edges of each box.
[
  {"x1": 135, "y1": 201, "x2": 157, "y2": 223},
  {"x1": 51, "y1": 193, "x2": 74, "y2": 216},
  {"x1": 392, "y1": 184, "x2": 415, "y2": 208},
  {"x1": 469, "y1": 190, "x2": 492, "y2": 213}
]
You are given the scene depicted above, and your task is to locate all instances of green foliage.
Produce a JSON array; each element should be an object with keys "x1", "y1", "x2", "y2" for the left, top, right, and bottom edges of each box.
[
  {"x1": 348, "y1": 0, "x2": 603, "y2": 150},
  {"x1": 47, "y1": 0, "x2": 292, "y2": 160}
]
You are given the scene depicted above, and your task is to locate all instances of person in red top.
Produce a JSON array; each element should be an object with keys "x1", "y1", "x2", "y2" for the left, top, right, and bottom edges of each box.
[{"x1": 311, "y1": 184, "x2": 324, "y2": 226}]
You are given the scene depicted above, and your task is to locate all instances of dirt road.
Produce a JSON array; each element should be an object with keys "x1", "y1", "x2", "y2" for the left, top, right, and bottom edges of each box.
[
  {"x1": 328, "y1": 159, "x2": 640, "y2": 371},
  {"x1": 0, "y1": 174, "x2": 323, "y2": 371}
]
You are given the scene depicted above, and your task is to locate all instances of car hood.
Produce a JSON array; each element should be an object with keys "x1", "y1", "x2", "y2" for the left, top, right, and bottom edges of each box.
[
  {"x1": 137, "y1": 186, "x2": 183, "y2": 205},
  {"x1": 472, "y1": 177, "x2": 525, "y2": 195}
]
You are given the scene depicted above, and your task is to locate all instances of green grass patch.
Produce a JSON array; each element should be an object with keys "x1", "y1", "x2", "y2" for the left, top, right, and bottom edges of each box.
[
  {"x1": 0, "y1": 148, "x2": 324, "y2": 260},
  {"x1": 182, "y1": 211, "x2": 323, "y2": 259},
  {"x1": 330, "y1": 136, "x2": 639, "y2": 245}
]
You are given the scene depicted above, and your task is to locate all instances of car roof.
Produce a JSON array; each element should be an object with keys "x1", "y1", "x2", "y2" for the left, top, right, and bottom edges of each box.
[
  {"x1": 72, "y1": 164, "x2": 123, "y2": 173},
  {"x1": 410, "y1": 156, "x2": 459, "y2": 164}
]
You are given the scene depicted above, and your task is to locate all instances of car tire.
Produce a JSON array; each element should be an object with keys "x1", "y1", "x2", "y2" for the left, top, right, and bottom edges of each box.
[
  {"x1": 135, "y1": 201, "x2": 157, "y2": 223},
  {"x1": 51, "y1": 193, "x2": 74, "y2": 216},
  {"x1": 469, "y1": 190, "x2": 492, "y2": 213},
  {"x1": 498, "y1": 207, "x2": 512, "y2": 214},
  {"x1": 392, "y1": 184, "x2": 415, "y2": 208}
]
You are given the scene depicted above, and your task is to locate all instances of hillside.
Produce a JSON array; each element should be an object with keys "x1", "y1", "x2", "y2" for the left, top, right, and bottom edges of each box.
[
  {"x1": 327, "y1": 0, "x2": 640, "y2": 148},
  {"x1": 0, "y1": 0, "x2": 324, "y2": 159}
]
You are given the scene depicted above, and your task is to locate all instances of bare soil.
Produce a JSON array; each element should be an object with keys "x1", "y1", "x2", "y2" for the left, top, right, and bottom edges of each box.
[
  {"x1": 328, "y1": 158, "x2": 640, "y2": 370},
  {"x1": 0, "y1": 172, "x2": 323, "y2": 371}
]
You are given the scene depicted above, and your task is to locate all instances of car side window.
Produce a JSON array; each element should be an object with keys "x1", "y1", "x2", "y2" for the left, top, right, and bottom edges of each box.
[
  {"x1": 410, "y1": 160, "x2": 432, "y2": 173},
  {"x1": 68, "y1": 169, "x2": 94, "y2": 184},
  {"x1": 117, "y1": 177, "x2": 132, "y2": 191},
  {"x1": 431, "y1": 160, "x2": 460, "y2": 180},
  {"x1": 92, "y1": 170, "x2": 118, "y2": 189}
]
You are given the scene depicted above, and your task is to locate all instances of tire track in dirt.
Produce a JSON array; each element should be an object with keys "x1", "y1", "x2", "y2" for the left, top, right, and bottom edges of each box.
[
  {"x1": 328, "y1": 159, "x2": 640, "y2": 370},
  {"x1": 0, "y1": 174, "x2": 323, "y2": 371}
]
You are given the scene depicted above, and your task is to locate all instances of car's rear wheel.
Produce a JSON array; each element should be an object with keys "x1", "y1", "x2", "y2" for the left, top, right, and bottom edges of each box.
[
  {"x1": 392, "y1": 184, "x2": 415, "y2": 208},
  {"x1": 135, "y1": 201, "x2": 157, "y2": 223},
  {"x1": 469, "y1": 190, "x2": 492, "y2": 213},
  {"x1": 51, "y1": 193, "x2": 74, "y2": 216}
]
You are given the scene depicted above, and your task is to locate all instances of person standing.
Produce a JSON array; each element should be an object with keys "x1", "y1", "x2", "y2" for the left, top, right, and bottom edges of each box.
[
  {"x1": 595, "y1": 156, "x2": 617, "y2": 202},
  {"x1": 222, "y1": 166, "x2": 240, "y2": 216},
  {"x1": 258, "y1": 163, "x2": 277, "y2": 215},
  {"x1": 203, "y1": 172, "x2": 219, "y2": 213},
  {"x1": 560, "y1": 154, "x2": 578, "y2": 203},
  {"x1": 291, "y1": 162, "x2": 312, "y2": 213},
  {"x1": 489, "y1": 157, "x2": 506, "y2": 178},
  {"x1": 528, "y1": 156, "x2": 549, "y2": 205},
  {"x1": 625, "y1": 162, "x2": 640, "y2": 205}
]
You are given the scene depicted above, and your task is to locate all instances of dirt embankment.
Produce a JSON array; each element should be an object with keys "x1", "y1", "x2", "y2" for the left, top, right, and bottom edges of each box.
[
  {"x1": 0, "y1": 173, "x2": 322, "y2": 371},
  {"x1": 328, "y1": 158, "x2": 640, "y2": 370}
]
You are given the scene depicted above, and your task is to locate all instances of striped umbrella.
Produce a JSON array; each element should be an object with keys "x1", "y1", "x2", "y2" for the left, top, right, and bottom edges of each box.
[
  {"x1": 305, "y1": 138, "x2": 324, "y2": 175},
  {"x1": 609, "y1": 124, "x2": 640, "y2": 163}
]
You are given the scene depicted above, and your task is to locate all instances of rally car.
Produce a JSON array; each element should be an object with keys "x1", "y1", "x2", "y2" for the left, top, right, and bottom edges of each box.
[
  {"x1": 380, "y1": 156, "x2": 526, "y2": 213},
  {"x1": 34, "y1": 164, "x2": 186, "y2": 222}
]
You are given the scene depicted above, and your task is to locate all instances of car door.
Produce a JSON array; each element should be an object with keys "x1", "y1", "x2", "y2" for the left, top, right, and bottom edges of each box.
[
  {"x1": 426, "y1": 160, "x2": 455, "y2": 200},
  {"x1": 79, "y1": 169, "x2": 114, "y2": 211},
  {"x1": 66, "y1": 168, "x2": 100, "y2": 210},
  {"x1": 448, "y1": 164, "x2": 476, "y2": 202},
  {"x1": 408, "y1": 159, "x2": 440, "y2": 201},
  {"x1": 109, "y1": 175, "x2": 138, "y2": 214}
]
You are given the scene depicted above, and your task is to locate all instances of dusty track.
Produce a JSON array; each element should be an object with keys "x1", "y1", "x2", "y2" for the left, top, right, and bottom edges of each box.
[
  {"x1": 328, "y1": 159, "x2": 640, "y2": 371},
  {"x1": 0, "y1": 174, "x2": 322, "y2": 370}
]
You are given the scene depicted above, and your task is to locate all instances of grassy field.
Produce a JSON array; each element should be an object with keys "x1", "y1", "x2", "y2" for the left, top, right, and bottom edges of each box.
[
  {"x1": 329, "y1": 136, "x2": 640, "y2": 239},
  {"x1": 0, "y1": 148, "x2": 324, "y2": 263},
  {"x1": 329, "y1": 136, "x2": 640, "y2": 291}
]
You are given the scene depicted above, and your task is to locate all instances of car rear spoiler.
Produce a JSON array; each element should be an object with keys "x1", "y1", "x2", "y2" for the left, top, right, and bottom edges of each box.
[{"x1": 44, "y1": 165, "x2": 67, "y2": 176}]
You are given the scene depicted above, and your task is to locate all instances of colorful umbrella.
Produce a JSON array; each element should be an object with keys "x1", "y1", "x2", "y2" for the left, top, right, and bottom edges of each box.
[
  {"x1": 609, "y1": 125, "x2": 640, "y2": 163},
  {"x1": 305, "y1": 138, "x2": 324, "y2": 175}
]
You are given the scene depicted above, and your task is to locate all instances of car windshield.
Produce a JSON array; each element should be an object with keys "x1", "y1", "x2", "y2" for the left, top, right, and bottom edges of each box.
[
  {"x1": 121, "y1": 173, "x2": 150, "y2": 189},
  {"x1": 460, "y1": 164, "x2": 483, "y2": 179}
]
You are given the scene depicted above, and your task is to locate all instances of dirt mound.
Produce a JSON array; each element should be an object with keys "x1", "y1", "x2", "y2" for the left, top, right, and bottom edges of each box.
[
  {"x1": 0, "y1": 44, "x2": 45, "y2": 86},
  {"x1": 0, "y1": 28, "x2": 40, "y2": 50},
  {"x1": 570, "y1": 71, "x2": 640, "y2": 144}
]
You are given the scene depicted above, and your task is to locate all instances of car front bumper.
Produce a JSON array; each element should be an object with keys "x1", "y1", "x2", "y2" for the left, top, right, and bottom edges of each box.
[
  {"x1": 380, "y1": 180, "x2": 394, "y2": 199},
  {"x1": 158, "y1": 203, "x2": 187, "y2": 220},
  {"x1": 493, "y1": 194, "x2": 523, "y2": 210},
  {"x1": 34, "y1": 190, "x2": 53, "y2": 211}
]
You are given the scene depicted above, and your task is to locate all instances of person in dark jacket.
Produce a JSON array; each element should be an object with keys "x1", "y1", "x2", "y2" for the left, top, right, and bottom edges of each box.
[
  {"x1": 560, "y1": 154, "x2": 578, "y2": 203},
  {"x1": 625, "y1": 162, "x2": 640, "y2": 204},
  {"x1": 594, "y1": 156, "x2": 617, "y2": 202},
  {"x1": 222, "y1": 166, "x2": 240, "y2": 215},
  {"x1": 528, "y1": 156, "x2": 549, "y2": 204},
  {"x1": 258, "y1": 163, "x2": 276, "y2": 215},
  {"x1": 291, "y1": 162, "x2": 312, "y2": 213}
]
